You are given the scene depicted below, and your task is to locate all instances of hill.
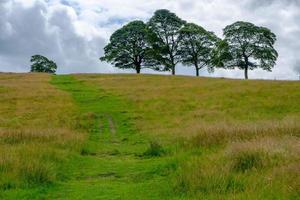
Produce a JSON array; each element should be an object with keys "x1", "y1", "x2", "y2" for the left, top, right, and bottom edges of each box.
[{"x1": 0, "y1": 73, "x2": 299, "y2": 199}]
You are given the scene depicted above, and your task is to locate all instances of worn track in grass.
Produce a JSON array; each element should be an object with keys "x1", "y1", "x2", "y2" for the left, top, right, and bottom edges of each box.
[{"x1": 45, "y1": 75, "x2": 179, "y2": 200}]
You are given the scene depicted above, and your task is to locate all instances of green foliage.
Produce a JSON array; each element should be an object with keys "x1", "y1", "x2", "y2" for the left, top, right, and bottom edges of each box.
[
  {"x1": 211, "y1": 39, "x2": 232, "y2": 68},
  {"x1": 143, "y1": 141, "x2": 165, "y2": 157},
  {"x1": 219, "y1": 21, "x2": 278, "y2": 79},
  {"x1": 147, "y1": 9, "x2": 186, "y2": 75},
  {"x1": 30, "y1": 55, "x2": 57, "y2": 74},
  {"x1": 100, "y1": 21, "x2": 152, "y2": 74},
  {"x1": 178, "y1": 23, "x2": 220, "y2": 76}
]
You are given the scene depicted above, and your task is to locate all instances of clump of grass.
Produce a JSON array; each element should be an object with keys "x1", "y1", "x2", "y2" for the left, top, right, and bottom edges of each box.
[
  {"x1": 143, "y1": 141, "x2": 165, "y2": 157},
  {"x1": 231, "y1": 151, "x2": 265, "y2": 172},
  {"x1": 109, "y1": 149, "x2": 121, "y2": 156},
  {"x1": 0, "y1": 145, "x2": 65, "y2": 188},
  {"x1": 0, "y1": 153, "x2": 13, "y2": 174},
  {"x1": 19, "y1": 161, "x2": 55, "y2": 186},
  {"x1": 0, "y1": 180, "x2": 16, "y2": 191},
  {"x1": 226, "y1": 137, "x2": 298, "y2": 173},
  {"x1": 75, "y1": 112, "x2": 99, "y2": 130},
  {"x1": 80, "y1": 146, "x2": 97, "y2": 156},
  {"x1": 173, "y1": 158, "x2": 203, "y2": 194},
  {"x1": 173, "y1": 157, "x2": 245, "y2": 196}
]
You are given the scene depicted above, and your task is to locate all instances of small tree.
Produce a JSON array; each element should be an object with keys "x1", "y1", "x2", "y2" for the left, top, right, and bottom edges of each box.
[
  {"x1": 100, "y1": 20, "x2": 152, "y2": 74},
  {"x1": 220, "y1": 21, "x2": 278, "y2": 79},
  {"x1": 179, "y1": 23, "x2": 219, "y2": 76},
  {"x1": 30, "y1": 55, "x2": 57, "y2": 74},
  {"x1": 148, "y1": 9, "x2": 186, "y2": 75}
]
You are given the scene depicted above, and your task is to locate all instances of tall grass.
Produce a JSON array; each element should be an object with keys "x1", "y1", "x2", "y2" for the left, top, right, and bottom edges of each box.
[
  {"x1": 0, "y1": 73, "x2": 84, "y2": 189},
  {"x1": 173, "y1": 135, "x2": 300, "y2": 199}
]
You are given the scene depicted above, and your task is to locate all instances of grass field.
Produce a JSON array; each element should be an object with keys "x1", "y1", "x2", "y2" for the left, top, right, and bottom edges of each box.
[{"x1": 0, "y1": 73, "x2": 300, "y2": 199}]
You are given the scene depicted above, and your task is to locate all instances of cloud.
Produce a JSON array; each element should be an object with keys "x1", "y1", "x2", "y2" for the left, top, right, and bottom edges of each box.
[
  {"x1": 0, "y1": 0, "x2": 299, "y2": 80},
  {"x1": 0, "y1": 0, "x2": 112, "y2": 73}
]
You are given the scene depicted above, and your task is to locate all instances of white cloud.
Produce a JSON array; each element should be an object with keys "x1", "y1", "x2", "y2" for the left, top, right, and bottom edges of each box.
[{"x1": 0, "y1": 0, "x2": 299, "y2": 79}]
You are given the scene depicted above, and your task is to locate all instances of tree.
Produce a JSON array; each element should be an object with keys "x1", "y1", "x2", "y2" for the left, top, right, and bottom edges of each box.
[
  {"x1": 100, "y1": 20, "x2": 152, "y2": 74},
  {"x1": 178, "y1": 23, "x2": 219, "y2": 76},
  {"x1": 148, "y1": 9, "x2": 186, "y2": 75},
  {"x1": 220, "y1": 21, "x2": 278, "y2": 79},
  {"x1": 30, "y1": 55, "x2": 57, "y2": 74}
]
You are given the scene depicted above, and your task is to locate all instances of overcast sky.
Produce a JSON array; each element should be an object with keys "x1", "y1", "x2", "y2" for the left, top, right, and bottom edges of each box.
[{"x1": 0, "y1": 0, "x2": 299, "y2": 80}]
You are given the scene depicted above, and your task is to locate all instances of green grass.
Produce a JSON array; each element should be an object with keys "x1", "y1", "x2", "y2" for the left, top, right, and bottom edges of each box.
[
  {"x1": 45, "y1": 75, "x2": 179, "y2": 199},
  {"x1": 1, "y1": 73, "x2": 300, "y2": 199}
]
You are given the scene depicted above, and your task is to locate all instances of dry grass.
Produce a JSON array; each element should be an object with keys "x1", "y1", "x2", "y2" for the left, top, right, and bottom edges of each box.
[
  {"x1": 173, "y1": 135, "x2": 300, "y2": 198},
  {"x1": 189, "y1": 117, "x2": 300, "y2": 147},
  {"x1": 0, "y1": 73, "x2": 84, "y2": 188}
]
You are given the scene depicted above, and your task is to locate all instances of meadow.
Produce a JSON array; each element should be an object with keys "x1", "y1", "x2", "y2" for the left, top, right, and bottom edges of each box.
[{"x1": 0, "y1": 73, "x2": 299, "y2": 199}]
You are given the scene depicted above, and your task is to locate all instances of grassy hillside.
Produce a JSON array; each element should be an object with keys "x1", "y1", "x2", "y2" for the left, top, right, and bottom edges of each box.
[
  {"x1": 0, "y1": 74, "x2": 84, "y2": 198},
  {"x1": 0, "y1": 73, "x2": 299, "y2": 199}
]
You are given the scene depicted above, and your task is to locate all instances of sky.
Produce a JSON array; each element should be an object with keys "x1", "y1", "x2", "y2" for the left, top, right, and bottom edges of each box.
[{"x1": 0, "y1": 0, "x2": 300, "y2": 80}]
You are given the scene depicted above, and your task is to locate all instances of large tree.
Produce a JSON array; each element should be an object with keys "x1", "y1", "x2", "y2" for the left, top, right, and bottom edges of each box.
[
  {"x1": 100, "y1": 20, "x2": 151, "y2": 74},
  {"x1": 219, "y1": 21, "x2": 278, "y2": 79},
  {"x1": 30, "y1": 55, "x2": 57, "y2": 74},
  {"x1": 148, "y1": 9, "x2": 186, "y2": 75},
  {"x1": 178, "y1": 23, "x2": 219, "y2": 76}
]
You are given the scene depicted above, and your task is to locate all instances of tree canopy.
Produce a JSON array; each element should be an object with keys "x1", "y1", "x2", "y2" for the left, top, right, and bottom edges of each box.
[
  {"x1": 30, "y1": 55, "x2": 57, "y2": 74},
  {"x1": 100, "y1": 20, "x2": 152, "y2": 74},
  {"x1": 147, "y1": 9, "x2": 186, "y2": 75},
  {"x1": 220, "y1": 21, "x2": 278, "y2": 79},
  {"x1": 179, "y1": 23, "x2": 219, "y2": 76}
]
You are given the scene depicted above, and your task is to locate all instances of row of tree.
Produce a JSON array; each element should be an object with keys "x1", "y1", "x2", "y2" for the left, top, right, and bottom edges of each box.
[{"x1": 101, "y1": 9, "x2": 278, "y2": 79}]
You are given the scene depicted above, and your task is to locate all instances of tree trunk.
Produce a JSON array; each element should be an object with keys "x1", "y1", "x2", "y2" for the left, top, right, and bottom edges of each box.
[
  {"x1": 244, "y1": 54, "x2": 249, "y2": 80},
  {"x1": 244, "y1": 67, "x2": 248, "y2": 80},
  {"x1": 170, "y1": 55, "x2": 176, "y2": 75},
  {"x1": 136, "y1": 64, "x2": 141, "y2": 74},
  {"x1": 195, "y1": 64, "x2": 199, "y2": 77},
  {"x1": 171, "y1": 65, "x2": 176, "y2": 75}
]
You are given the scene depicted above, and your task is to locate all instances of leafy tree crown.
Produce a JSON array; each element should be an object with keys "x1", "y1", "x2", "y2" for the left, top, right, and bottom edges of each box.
[
  {"x1": 100, "y1": 20, "x2": 153, "y2": 72},
  {"x1": 179, "y1": 23, "x2": 219, "y2": 72},
  {"x1": 30, "y1": 55, "x2": 57, "y2": 74},
  {"x1": 147, "y1": 9, "x2": 186, "y2": 71},
  {"x1": 222, "y1": 21, "x2": 278, "y2": 71}
]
